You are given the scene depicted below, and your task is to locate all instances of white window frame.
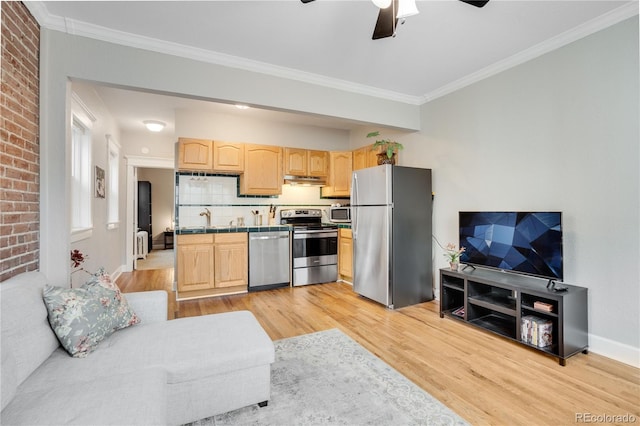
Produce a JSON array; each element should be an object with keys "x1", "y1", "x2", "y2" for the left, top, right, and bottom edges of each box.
[
  {"x1": 70, "y1": 93, "x2": 95, "y2": 242},
  {"x1": 106, "y1": 135, "x2": 120, "y2": 230}
]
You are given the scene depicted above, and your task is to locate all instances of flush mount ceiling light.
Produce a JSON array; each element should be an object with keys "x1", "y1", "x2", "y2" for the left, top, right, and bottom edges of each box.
[
  {"x1": 143, "y1": 120, "x2": 165, "y2": 132},
  {"x1": 235, "y1": 104, "x2": 250, "y2": 110}
]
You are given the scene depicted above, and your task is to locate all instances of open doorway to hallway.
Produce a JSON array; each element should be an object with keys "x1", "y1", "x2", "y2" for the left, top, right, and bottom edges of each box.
[
  {"x1": 134, "y1": 167, "x2": 174, "y2": 270},
  {"x1": 125, "y1": 157, "x2": 174, "y2": 273}
]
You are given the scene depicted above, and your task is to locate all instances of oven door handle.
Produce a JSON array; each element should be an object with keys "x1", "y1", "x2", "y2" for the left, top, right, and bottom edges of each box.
[{"x1": 293, "y1": 231, "x2": 338, "y2": 239}]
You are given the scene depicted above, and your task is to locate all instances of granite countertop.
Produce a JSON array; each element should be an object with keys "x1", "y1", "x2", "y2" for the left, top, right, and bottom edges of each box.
[{"x1": 175, "y1": 225, "x2": 292, "y2": 235}]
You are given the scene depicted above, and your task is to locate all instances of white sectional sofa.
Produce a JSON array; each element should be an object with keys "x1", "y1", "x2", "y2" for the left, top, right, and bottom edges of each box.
[{"x1": 1, "y1": 271, "x2": 275, "y2": 425}]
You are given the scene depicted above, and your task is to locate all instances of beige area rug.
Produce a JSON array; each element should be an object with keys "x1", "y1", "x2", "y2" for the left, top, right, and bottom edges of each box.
[
  {"x1": 136, "y1": 249, "x2": 174, "y2": 270},
  {"x1": 189, "y1": 329, "x2": 468, "y2": 426}
]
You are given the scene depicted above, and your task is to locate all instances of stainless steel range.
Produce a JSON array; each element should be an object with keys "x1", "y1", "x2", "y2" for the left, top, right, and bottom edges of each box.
[{"x1": 280, "y1": 209, "x2": 338, "y2": 286}]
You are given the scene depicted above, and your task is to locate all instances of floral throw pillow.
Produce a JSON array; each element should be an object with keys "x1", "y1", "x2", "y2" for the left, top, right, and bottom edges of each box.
[
  {"x1": 42, "y1": 270, "x2": 140, "y2": 358},
  {"x1": 83, "y1": 268, "x2": 140, "y2": 331}
]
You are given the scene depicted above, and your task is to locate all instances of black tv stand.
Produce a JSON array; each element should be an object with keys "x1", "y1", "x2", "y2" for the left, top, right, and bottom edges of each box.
[
  {"x1": 439, "y1": 267, "x2": 588, "y2": 366},
  {"x1": 461, "y1": 264, "x2": 476, "y2": 271}
]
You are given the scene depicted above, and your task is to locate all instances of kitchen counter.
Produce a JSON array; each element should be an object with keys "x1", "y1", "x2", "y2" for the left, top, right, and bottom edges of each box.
[
  {"x1": 176, "y1": 225, "x2": 291, "y2": 235},
  {"x1": 333, "y1": 223, "x2": 352, "y2": 229}
]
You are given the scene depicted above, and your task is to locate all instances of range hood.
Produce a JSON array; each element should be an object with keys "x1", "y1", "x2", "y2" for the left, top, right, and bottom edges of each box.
[{"x1": 283, "y1": 175, "x2": 327, "y2": 186}]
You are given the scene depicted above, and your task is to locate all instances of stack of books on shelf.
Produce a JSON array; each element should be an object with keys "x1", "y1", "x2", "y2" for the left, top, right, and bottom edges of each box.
[
  {"x1": 533, "y1": 301, "x2": 554, "y2": 312},
  {"x1": 521, "y1": 316, "x2": 553, "y2": 348},
  {"x1": 451, "y1": 306, "x2": 465, "y2": 318}
]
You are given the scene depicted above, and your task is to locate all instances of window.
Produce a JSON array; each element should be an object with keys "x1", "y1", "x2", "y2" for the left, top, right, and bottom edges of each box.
[
  {"x1": 71, "y1": 117, "x2": 92, "y2": 240},
  {"x1": 107, "y1": 135, "x2": 120, "y2": 229},
  {"x1": 70, "y1": 92, "x2": 95, "y2": 242}
]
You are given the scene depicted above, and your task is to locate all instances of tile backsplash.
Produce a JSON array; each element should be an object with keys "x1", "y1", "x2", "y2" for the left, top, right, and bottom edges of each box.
[{"x1": 176, "y1": 173, "x2": 341, "y2": 228}]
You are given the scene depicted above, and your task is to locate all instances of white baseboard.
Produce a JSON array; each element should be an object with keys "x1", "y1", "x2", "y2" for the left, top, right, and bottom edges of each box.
[
  {"x1": 110, "y1": 265, "x2": 124, "y2": 282},
  {"x1": 588, "y1": 334, "x2": 640, "y2": 368}
]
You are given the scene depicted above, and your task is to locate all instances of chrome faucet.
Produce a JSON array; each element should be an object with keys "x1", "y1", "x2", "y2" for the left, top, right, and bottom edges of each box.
[{"x1": 199, "y1": 208, "x2": 211, "y2": 227}]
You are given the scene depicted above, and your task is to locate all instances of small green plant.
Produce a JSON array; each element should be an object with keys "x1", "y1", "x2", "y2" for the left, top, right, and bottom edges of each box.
[
  {"x1": 367, "y1": 131, "x2": 404, "y2": 159},
  {"x1": 443, "y1": 243, "x2": 465, "y2": 263}
]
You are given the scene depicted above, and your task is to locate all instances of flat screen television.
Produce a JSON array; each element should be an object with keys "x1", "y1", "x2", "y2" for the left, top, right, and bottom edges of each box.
[{"x1": 459, "y1": 211, "x2": 563, "y2": 281}]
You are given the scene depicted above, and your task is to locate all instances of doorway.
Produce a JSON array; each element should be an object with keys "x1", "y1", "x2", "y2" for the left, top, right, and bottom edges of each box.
[
  {"x1": 135, "y1": 168, "x2": 175, "y2": 270},
  {"x1": 125, "y1": 157, "x2": 174, "y2": 272}
]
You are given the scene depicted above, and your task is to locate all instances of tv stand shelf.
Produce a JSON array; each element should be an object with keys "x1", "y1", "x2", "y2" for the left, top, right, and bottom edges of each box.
[{"x1": 439, "y1": 267, "x2": 588, "y2": 366}]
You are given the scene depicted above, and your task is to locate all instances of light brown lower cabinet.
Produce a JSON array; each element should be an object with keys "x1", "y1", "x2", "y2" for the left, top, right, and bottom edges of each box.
[
  {"x1": 214, "y1": 233, "x2": 248, "y2": 288},
  {"x1": 338, "y1": 228, "x2": 353, "y2": 282},
  {"x1": 176, "y1": 233, "x2": 248, "y2": 300}
]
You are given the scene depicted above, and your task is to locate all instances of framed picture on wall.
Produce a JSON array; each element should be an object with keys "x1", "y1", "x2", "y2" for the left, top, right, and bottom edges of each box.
[{"x1": 95, "y1": 166, "x2": 105, "y2": 198}]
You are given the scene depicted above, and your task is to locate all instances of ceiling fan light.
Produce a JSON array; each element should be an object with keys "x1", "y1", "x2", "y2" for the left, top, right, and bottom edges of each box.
[
  {"x1": 143, "y1": 120, "x2": 165, "y2": 132},
  {"x1": 397, "y1": 0, "x2": 419, "y2": 18},
  {"x1": 372, "y1": 0, "x2": 392, "y2": 9}
]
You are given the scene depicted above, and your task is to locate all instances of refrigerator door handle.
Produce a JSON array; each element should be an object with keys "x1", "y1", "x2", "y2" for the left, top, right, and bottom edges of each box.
[{"x1": 351, "y1": 173, "x2": 358, "y2": 240}]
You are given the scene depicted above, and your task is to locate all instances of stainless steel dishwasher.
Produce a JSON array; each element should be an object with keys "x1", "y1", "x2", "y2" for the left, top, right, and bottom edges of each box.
[{"x1": 249, "y1": 231, "x2": 291, "y2": 291}]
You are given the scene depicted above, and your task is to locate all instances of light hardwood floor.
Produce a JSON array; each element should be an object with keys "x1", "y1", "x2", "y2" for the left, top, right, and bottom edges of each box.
[{"x1": 117, "y1": 269, "x2": 640, "y2": 425}]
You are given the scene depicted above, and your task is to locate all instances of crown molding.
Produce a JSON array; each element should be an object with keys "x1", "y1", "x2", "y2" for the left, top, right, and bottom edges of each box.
[
  {"x1": 421, "y1": 2, "x2": 639, "y2": 103},
  {"x1": 25, "y1": 1, "x2": 638, "y2": 107},
  {"x1": 24, "y1": 1, "x2": 423, "y2": 106}
]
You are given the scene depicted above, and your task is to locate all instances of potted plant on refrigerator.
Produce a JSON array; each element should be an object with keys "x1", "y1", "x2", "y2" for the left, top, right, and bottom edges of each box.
[{"x1": 367, "y1": 131, "x2": 403, "y2": 165}]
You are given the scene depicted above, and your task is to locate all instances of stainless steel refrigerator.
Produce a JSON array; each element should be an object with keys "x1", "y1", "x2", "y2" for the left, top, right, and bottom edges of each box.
[{"x1": 350, "y1": 165, "x2": 433, "y2": 309}]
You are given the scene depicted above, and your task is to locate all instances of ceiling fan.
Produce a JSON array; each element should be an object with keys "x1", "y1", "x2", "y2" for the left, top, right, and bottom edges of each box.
[{"x1": 301, "y1": 0, "x2": 489, "y2": 40}]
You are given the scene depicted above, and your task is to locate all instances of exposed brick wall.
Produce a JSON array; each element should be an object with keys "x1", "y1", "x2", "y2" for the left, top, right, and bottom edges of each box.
[{"x1": 1, "y1": 2, "x2": 40, "y2": 282}]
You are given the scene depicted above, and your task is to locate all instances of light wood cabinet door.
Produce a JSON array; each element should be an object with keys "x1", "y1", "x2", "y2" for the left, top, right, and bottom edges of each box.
[
  {"x1": 353, "y1": 145, "x2": 380, "y2": 170},
  {"x1": 213, "y1": 141, "x2": 244, "y2": 173},
  {"x1": 284, "y1": 148, "x2": 328, "y2": 178},
  {"x1": 322, "y1": 151, "x2": 352, "y2": 197},
  {"x1": 176, "y1": 235, "x2": 215, "y2": 292},
  {"x1": 240, "y1": 144, "x2": 283, "y2": 195},
  {"x1": 308, "y1": 150, "x2": 329, "y2": 177},
  {"x1": 338, "y1": 228, "x2": 353, "y2": 279},
  {"x1": 352, "y1": 146, "x2": 367, "y2": 171},
  {"x1": 177, "y1": 138, "x2": 213, "y2": 171},
  {"x1": 214, "y1": 233, "x2": 248, "y2": 288},
  {"x1": 284, "y1": 148, "x2": 308, "y2": 176}
]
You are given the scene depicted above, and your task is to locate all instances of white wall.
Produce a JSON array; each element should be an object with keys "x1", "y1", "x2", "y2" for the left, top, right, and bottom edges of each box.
[
  {"x1": 69, "y1": 81, "x2": 126, "y2": 285},
  {"x1": 413, "y1": 16, "x2": 639, "y2": 365},
  {"x1": 175, "y1": 109, "x2": 351, "y2": 151}
]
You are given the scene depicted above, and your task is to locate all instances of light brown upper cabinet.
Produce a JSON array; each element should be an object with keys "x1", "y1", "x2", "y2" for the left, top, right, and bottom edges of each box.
[
  {"x1": 352, "y1": 145, "x2": 379, "y2": 171},
  {"x1": 240, "y1": 144, "x2": 283, "y2": 196},
  {"x1": 321, "y1": 151, "x2": 353, "y2": 198},
  {"x1": 213, "y1": 141, "x2": 244, "y2": 173},
  {"x1": 284, "y1": 148, "x2": 328, "y2": 177},
  {"x1": 177, "y1": 138, "x2": 213, "y2": 171},
  {"x1": 308, "y1": 150, "x2": 329, "y2": 177},
  {"x1": 284, "y1": 148, "x2": 307, "y2": 176}
]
